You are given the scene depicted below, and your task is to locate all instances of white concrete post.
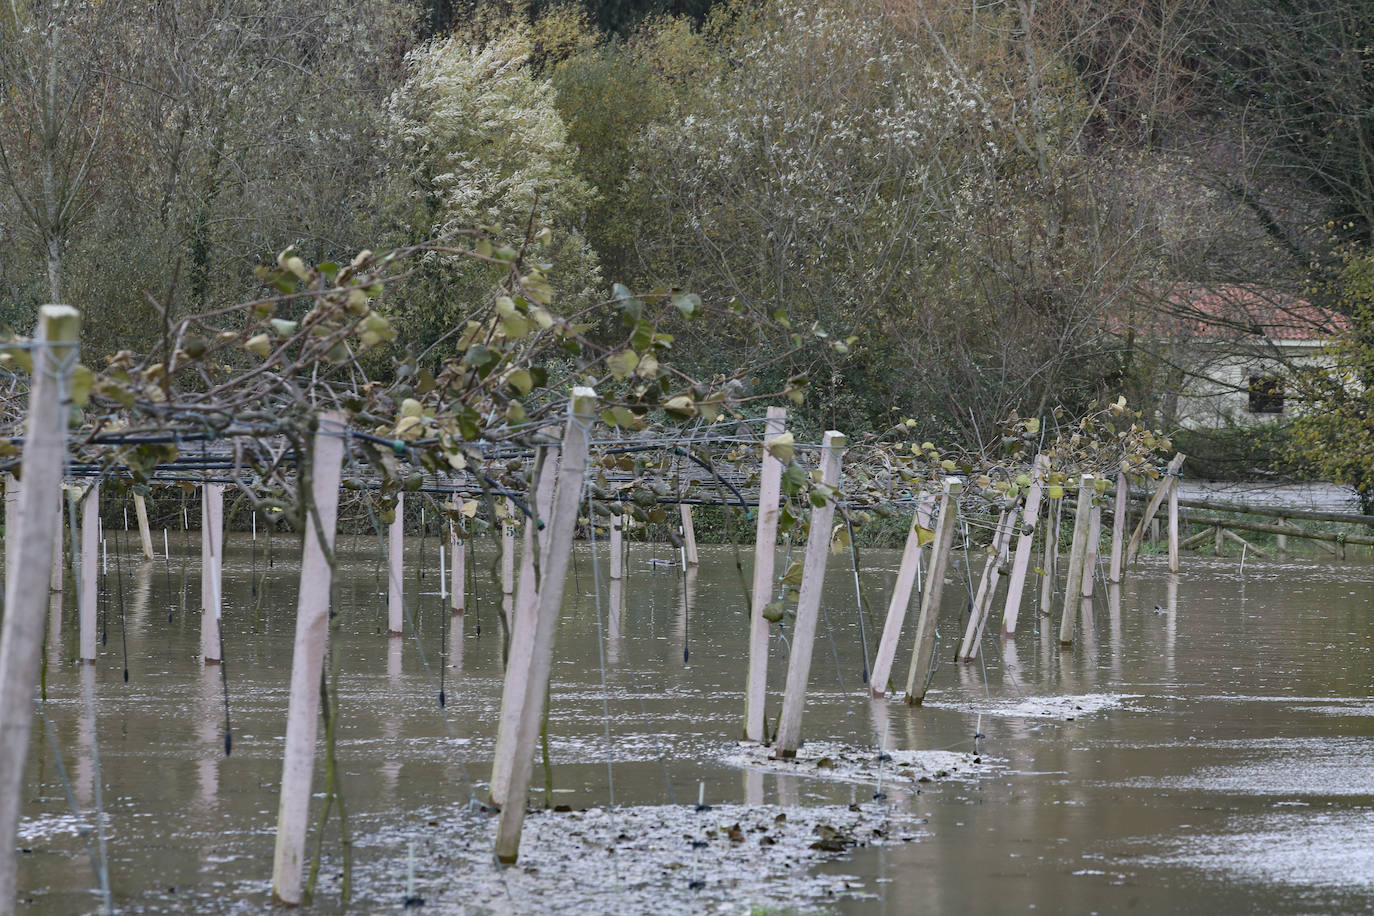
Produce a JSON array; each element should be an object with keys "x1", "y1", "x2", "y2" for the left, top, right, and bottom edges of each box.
[
  {"x1": 201, "y1": 483, "x2": 224, "y2": 663},
  {"x1": 1001, "y1": 455, "x2": 1048, "y2": 636},
  {"x1": 773, "y1": 431, "x2": 846, "y2": 759},
  {"x1": 0, "y1": 305, "x2": 80, "y2": 914},
  {"x1": 79, "y1": 483, "x2": 100, "y2": 663},
  {"x1": 494, "y1": 388, "x2": 596, "y2": 864},
  {"x1": 133, "y1": 491, "x2": 155, "y2": 560},
  {"x1": 905, "y1": 478, "x2": 962, "y2": 706},
  {"x1": 271, "y1": 413, "x2": 346, "y2": 905},
  {"x1": 388, "y1": 493, "x2": 403, "y2": 636},
  {"x1": 744, "y1": 407, "x2": 786, "y2": 742},
  {"x1": 1057, "y1": 476, "x2": 1095, "y2": 646}
]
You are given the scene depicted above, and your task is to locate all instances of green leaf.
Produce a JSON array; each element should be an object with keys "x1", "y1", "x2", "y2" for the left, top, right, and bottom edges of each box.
[
  {"x1": 507, "y1": 369, "x2": 533, "y2": 396},
  {"x1": 663, "y1": 395, "x2": 697, "y2": 419},
  {"x1": 606, "y1": 349, "x2": 639, "y2": 380},
  {"x1": 631, "y1": 320, "x2": 654, "y2": 352},
  {"x1": 765, "y1": 432, "x2": 795, "y2": 463},
  {"x1": 780, "y1": 463, "x2": 807, "y2": 495},
  {"x1": 600, "y1": 406, "x2": 638, "y2": 428},
  {"x1": 672, "y1": 292, "x2": 702, "y2": 319}
]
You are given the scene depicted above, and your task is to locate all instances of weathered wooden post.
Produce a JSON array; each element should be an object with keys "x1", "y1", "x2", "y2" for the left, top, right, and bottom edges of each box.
[
  {"x1": 1001, "y1": 455, "x2": 1048, "y2": 636},
  {"x1": 388, "y1": 493, "x2": 404, "y2": 636},
  {"x1": 201, "y1": 483, "x2": 224, "y2": 663},
  {"x1": 1168, "y1": 471, "x2": 1180, "y2": 572},
  {"x1": 0, "y1": 305, "x2": 79, "y2": 914},
  {"x1": 1083, "y1": 494, "x2": 1103, "y2": 599},
  {"x1": 957, "y1": 506, "x2": 1016, "y2": 661},
  {"x1": 774, "y1": 431, "x2": 846, "y2": 758},
  {"x1": 502, "y1": 497, "x2": 516, "y2": 596},
  {"x1": 679, "y1": 504, "x2": 699, "y2": 567},
  {"x1": 79, "y1": 483, "x2": 100, "y2": 663},
  {"x1": 488, "y1": 438, "x2": 560, "y2": 810},
  {"x1": 1125, "y1": 453, "x2": 1186, "y2": 562},
  {"x1": 1057, "y1": 475, "x2": 1094, "y2": 647},
  {"x1": 1039, "y1": 489, "x2": 1062, "y2": 616},
  {"x1": 609, "y1": 511, "x2": 624, "y2": 581},
  {"x1": 744, "y1": 406, "x2": 786, "y2": 743},
  {"x1": 870, "y1": 497, "x2": 934, "y2": 696},
  {"x1": 50, "y1": 487, "x2": 64, "y2": 594},
  {"x1": 448, "y1": 506, "x2": 465, "y2": 615},
  {"x1": 1108, "y1": 474, "x2": 1128, "y2": 583},
  {"x1": 2, "y1": 474, "x2": 18, "y2": 582},
  {"x1": 495, "y1": 388, "x2": 595, "y2": 864},
  {"x1": 905, "y1": 477, "x2": 962, "y2": 705},
  {"x1": 271, "y1": 413, "x2": 346, "y2": 905},
  {"x1": 133, "y1": 490, "x2": 155, "y2": 561}
]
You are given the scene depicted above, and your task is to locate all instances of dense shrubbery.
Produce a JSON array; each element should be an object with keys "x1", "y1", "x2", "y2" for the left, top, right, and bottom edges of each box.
[{"x1": 0, "y1": 0, "x2": 1368, "y2": 453}]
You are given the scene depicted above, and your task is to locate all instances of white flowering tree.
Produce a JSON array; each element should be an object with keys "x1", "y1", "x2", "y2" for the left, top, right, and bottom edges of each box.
[
  {"x1": 387, "y1": 31, "x2": 603, "y2": 343},
  {"x1": 627, "y1": 0, "x2": 1151, "y2": 437}
]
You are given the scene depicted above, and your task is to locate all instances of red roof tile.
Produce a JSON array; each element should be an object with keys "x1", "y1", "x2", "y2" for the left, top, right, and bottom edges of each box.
[{"x1": 1121, "y1": 284, "x2": 1348, "y2": 342}]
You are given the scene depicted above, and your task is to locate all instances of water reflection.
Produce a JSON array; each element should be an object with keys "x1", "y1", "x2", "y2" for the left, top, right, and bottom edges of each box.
[
  {"x1": 195, "y1": 667, "x2": 220, "y2": 818},
  {"x1": 16, "y1": 537, "x2": 1374, "y2": 915}
]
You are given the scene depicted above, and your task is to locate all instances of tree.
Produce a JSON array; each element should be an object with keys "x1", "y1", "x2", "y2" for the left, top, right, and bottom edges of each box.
[
  {"x1": 0, "y1": 0, "x2": 125, "y2": 302},
  {"x1": 384, "y1": 27, "x2": 603, "y2": 347}
]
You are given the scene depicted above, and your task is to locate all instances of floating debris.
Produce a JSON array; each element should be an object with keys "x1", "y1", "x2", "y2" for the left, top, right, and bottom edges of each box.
[
  {"x1": 717, "y1": 740, "x2": 994, "y2": 789},
  {"x1": 345, "y1": 802, "x2": 930, "y2": 914},
  {"x1": 922, "y1": 692, "x2": 1138, "y2": 721}
]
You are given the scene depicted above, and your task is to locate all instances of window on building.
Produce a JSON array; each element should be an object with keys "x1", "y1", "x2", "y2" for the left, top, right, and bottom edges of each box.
[{"x1": 1248, "y1": 375, "x2": 1284, "y2": 414}]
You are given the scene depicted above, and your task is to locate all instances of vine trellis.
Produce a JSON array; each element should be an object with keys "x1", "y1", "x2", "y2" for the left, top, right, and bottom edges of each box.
[{"x1": 0, "y1": 231, "x2": 1177, "y2": 911}]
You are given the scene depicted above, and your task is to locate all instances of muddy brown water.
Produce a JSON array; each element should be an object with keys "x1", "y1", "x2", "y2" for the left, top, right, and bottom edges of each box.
[{"x1": 15, "y1": 532, "x2": 1374, "y2": 913}]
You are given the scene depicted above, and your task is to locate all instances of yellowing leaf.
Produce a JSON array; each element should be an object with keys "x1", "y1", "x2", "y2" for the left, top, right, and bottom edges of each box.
[
  {"x1": 663, "y1": 395, "x2": 697, "y2": 419},
  {"x1": 71, "y1": 364, "x2": 93, "y2": 408},
  {"x1": 606, "y1": 349, "x2": 639, "y2": 380},
  {"x1": 245, "y1": 333, "x2": 271, "y2": 357},
  {"x1": 765, "y1": 432, "x2": 795, "y2": 463}
]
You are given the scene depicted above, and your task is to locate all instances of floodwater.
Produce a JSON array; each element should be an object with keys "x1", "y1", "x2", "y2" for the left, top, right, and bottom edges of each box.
[{"x1": 14, "y1": 528, "x2": 1374, "y2": 914}]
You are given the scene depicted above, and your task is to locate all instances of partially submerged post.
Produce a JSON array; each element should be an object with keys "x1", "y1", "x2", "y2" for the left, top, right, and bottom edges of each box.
[
  {"x1": 201, "y1": 483, "x2": 224, "y2": 663},
  {"x1": 1083, "y1": 495, "x2": 1103, "y2": 599},
  {"x1": 1168, "y1": 470, "x2": 1180, "y2": 573},
  {"x1": 905, "y1": 477, "x2": 962, "y2": 705},
  {"x1": 0, "y1": 305, "x2": 80, "y2": 914},
  {"x1": 744, "y1": 406, "x2": 786, "y2": 743},
  {"x1": 270, "y1": 413, "x2": 346, "y2": 905},
  {"x1": 388, "y1": 493, "x2": 403, "y2": 636},
  {"x1": 494, "y1": 388, "x2": 595, "y2": 864},
  {"x1": 133, "y1": 490, "x2": 155, "y2": 561},
  {"x1": 79, "y1": 483, "x2": 100, "y2": 663},
  {"x1": 957, "y1": 506, "x2": 1015, "y2": 661},
  {"x1": 608, "y1": 511, "x2": 623, "y2": 581},
  {"x1": 49, "y1": 488, "x2": 63, "y2": 594},
  {"x1": 3, "y1": 474, "x2": 18, "y2": 583},
  {"x1": 501, "y1": 497, "x2": 516, "y2": 596},
  {"x1": 774, "y1": 431, "x2": 846, "y2": 758},
  {"x1": 1125, "y1": 453, "x2": 1186, "y2": 563},
  {"x1": 1108, "y1": 474, "x2": 1128, "y2": 583},
  {"x1": 679, "y1": 504, "x2": 699, "y2": 567},
  {"x1": 448, "y1": 505, "x2": 465, "y2": 615},
  {"x1": 1001, "y1": 455, "x2": 1048, "y2": 636},
  {"x1": 870, "y1": 494, "x2": 935, "y2": 697},
  {"x1": 488, "y1": 438, "x2": 561, "y2": 810},
  {"x1": 1039, "y1": 490, "x2": 1062, "y2": 616},
  {"x1": 1057, "y1": 475, "x2": 1094, "y2": 647}
]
